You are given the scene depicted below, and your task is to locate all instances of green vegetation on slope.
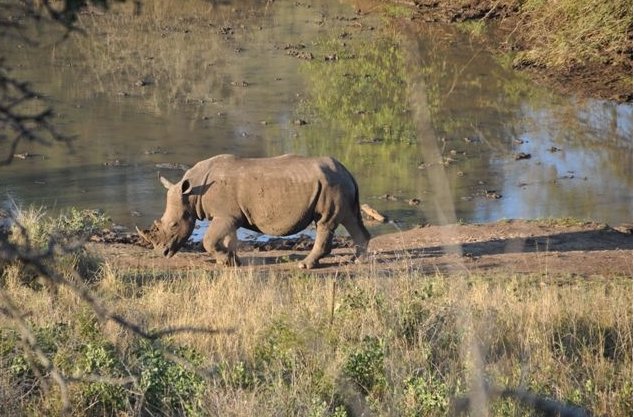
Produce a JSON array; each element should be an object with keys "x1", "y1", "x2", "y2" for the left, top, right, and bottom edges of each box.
[{"x1": 399, "y1": 0, "x2": 632, "y2": 99}]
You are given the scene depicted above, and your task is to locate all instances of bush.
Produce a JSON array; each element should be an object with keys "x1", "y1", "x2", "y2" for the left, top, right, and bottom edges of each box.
[
  {"x1": 401, "y1": 375, "x2": 450, "y2": 416},
  {"x1": 135, "y1": 339, "x2": 206, "y2": 417},
  {"x1": 2, "y1": 205, "x2": 110, "y2": 286},
  {"x1": 343, "y1": 336, "x2": 386, "y2": 397},
  {"x1": 9, "y1": 205, "x2": 110, "y2": 250}
]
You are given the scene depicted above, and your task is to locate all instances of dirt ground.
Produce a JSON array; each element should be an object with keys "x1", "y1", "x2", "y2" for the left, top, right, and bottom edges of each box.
[{"x1": 91, "y1": 220, "x2": 632, "y2": 278}]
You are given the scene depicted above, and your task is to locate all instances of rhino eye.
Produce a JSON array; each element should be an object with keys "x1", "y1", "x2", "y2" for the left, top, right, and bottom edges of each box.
[{"x1": 169, "y1": 221, "x2": 178, "y2": 229}]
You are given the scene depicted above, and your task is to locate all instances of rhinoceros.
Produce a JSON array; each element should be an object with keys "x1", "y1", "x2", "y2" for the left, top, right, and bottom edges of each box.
[{"x1": 138, "y1": 154, "x2": 371, "y2": 269}]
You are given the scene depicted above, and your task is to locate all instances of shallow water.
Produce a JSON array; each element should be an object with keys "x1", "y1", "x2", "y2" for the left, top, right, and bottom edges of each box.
[{"x1": 1, "y1": 1, "x2": 631, "y2": 238}]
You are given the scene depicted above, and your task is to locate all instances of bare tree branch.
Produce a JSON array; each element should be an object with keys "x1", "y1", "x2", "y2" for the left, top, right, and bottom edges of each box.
[
  {"x1": 0, "y1": 59, "x2": 74, "y2": 165},
  {"x1": 0, "y1": 205, "x2": 233, "y2": 412},
  {"x1": 0, "y1": 2, "x2": 235, "y2": 412},
  {"x1": 0, "y1": 0, "x2": 116, "y2": 165}
]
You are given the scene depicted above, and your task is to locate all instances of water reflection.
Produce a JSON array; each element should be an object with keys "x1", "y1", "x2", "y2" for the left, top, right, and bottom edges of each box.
[
  {"x1": 298, "y1": 21, "x2": 632, "y2": 227},
  {"x1": 0, "y1": 0, "x2": 631, "y2": 233}
]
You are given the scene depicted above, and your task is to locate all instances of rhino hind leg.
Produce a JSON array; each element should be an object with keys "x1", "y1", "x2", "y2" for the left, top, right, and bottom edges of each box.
[
  {"x1": 299, "y1": 224, "x2": 334, "y2": 269},
  {"x1": 342, "y1": 213, "x2": 371, "y2": 262},
  {"x1": 203, "y1": 218, "x2": 241, "y2": 267}
]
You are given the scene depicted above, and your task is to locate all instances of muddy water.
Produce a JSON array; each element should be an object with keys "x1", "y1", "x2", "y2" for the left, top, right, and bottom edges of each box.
[{"x1": 0, "y1": 1, "x2": 631, "y2": 237}]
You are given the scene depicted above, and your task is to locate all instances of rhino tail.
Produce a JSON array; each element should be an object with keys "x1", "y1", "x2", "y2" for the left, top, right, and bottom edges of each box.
[
  {"x1": 355, "y1": 183, "x2": 371, "y2": 242},
  {"x1": 337, "y1": 160, "x2": 371, "y2": 241}
]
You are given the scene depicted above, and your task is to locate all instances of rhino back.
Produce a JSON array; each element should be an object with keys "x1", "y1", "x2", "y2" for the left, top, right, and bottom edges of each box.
[{"x1": 190, "y1": 155, "x2": 358, "y2": 236}]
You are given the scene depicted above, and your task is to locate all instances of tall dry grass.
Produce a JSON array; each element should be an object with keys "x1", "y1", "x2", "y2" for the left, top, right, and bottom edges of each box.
[
  {"x1": 2, "y1": 252, "x2": 630, "y2": 416},
  {"x1": 515, "y1": 0, "x2": 632, "y2": 71}
]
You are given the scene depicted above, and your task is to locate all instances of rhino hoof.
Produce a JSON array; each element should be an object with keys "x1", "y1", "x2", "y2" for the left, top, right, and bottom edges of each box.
[
  {"x1": 353, "y1": 255, "x2": 366, "y2": 264},
  {"x1": 298, "y1": 260, "x2": 317, "y2": 269},
  {"x1": 218, "y1": 255, "x2": 241, "y2": 267}
]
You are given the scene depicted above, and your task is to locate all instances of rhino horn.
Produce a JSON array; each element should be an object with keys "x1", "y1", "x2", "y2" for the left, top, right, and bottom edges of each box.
[
  {"x1": 159, "y1": 175, "x2": 173, "y2": 190},
  {"x1": 136, "y1": 226, "x2": 154, "y2": 244}
]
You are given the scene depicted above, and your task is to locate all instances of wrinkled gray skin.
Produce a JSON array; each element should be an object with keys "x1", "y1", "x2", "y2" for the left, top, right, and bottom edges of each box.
[{"x1": 146, "y1": 154, "x2": 371, "y2": 269}]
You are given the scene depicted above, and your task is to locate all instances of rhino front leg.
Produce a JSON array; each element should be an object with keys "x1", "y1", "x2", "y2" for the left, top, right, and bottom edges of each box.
[
  {"x1": 203, "y1": 218, "x2": 241, "y2": 267},
  {"x1": 299, "y1": 224, "x2": 334, "y2": 269}
]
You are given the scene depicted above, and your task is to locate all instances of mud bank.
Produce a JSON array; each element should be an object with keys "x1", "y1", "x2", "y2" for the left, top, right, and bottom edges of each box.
[{"x1": 92, "y1": 219, "x2": 632, "y2": 277}]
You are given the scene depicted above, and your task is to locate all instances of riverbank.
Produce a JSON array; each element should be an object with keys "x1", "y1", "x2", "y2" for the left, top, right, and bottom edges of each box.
[
  {"x1": 93, "y1": 219, "x2": 633, "y2": 278},
  {"x1": 388, "y1": 0, "x2": 632, "y2": 102}
]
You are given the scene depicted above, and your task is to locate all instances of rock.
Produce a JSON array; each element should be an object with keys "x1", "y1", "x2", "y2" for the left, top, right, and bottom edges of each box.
[
  {"x1": 144, "y1": 147, "x2": 168, "y2": 155},
  {"x1": 613, "y1": 224, "x2": 633, "y2": 235},
  {"x1": 155, "y1": 162, "x2": 190, "y2": 171},
  {"x1": 514, "y1": 152, "x2": 531, "y2": 160},
  {"x1": 135, "y1": 77, "x2": 154, "y2": 87},
  {"x1": 104, "y1": 159, "x2": 127, "y2": 167},
  {"x1": 378, "y1": 194, "x2": 398, "y2": 201},
  {"x1": 230, "y1": 80, "x2": 249, "y2": 87}
]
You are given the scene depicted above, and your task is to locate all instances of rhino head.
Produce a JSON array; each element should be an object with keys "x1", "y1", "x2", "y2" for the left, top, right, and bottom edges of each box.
[{"x1": 138, "y1": 176, "x2": 196, "y2": 258}]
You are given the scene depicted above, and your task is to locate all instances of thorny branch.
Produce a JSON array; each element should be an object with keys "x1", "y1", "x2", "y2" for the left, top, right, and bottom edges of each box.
[
  {"x1": 0, "y1": 0, "x2": 122, "y2": 165},
  {"x1": 0, "y1": 1, "x2": 80, "y2": 165},
  {"x1": 0, "y1": 60, "x2": 72, "y2": 165}
]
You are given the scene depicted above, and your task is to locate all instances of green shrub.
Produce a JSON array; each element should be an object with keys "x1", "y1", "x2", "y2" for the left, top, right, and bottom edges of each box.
[
  {"x1": 2, "y1": 323, "x2": 72, "y2": 398},
  {"x1": 76, "y1": 341, "x2": 129, "y2": 415},
  {"x1": 3, "y1": 205, "x2": 110, "y2": 286},
  {"x1": 135, "y1": 339, "x2": 206, "y2": 417},
  {"x1": 343, "y1": 336, "x2": 386, "y2": 397},
  {"x1": 401, "y1": 375, "x2": 450, "y2": 416},
  {"x1": 255, "y1": 318, "x2": 306, "y2": 376},
  {"x1": 216, "y1": 360, "x2": 257, "y2": 389},
  {"x1": 10, "y1": 206, "x2": 110, "y2": 250}
]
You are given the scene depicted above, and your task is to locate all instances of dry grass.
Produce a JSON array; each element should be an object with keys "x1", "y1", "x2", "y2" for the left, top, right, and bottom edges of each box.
[
  {"x1": 514, "y1": 0, "x2": 632, "y2": 71},
  {"x1": 2, "y1": 255, "x2": 630, "y2": 416}
]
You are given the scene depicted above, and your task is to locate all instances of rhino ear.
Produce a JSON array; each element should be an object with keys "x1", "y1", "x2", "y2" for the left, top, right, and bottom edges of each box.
[
  {"x1": 159, "y1": 175, "x2": 173, "y2": 190},
  {"x1": 181, "y1": 179, "x2": 193, "y2": 196}
]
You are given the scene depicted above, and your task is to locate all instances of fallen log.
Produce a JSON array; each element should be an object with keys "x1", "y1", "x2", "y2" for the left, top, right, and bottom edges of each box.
[{"x1": 361, "y1": 204, "x2": 387, "y2": 223}]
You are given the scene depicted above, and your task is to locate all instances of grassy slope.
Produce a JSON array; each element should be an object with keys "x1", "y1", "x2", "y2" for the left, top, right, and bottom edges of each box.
[{"x1": 404, "y1": 0, "x2": 632, "y2": 100}]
